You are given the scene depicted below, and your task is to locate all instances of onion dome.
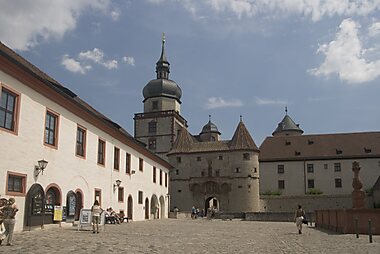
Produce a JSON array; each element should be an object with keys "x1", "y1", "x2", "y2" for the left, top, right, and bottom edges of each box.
[
  {"x1": 200, "y1": 115, "x2": 221, "y2": 135},
  {"x1": 143, "y1": 33, "x2": 182, "y2": 102}
]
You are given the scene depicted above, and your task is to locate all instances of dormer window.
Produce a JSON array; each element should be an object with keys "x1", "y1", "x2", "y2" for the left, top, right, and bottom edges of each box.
[
  {"x1": 148, "y1": 121, "x2": 157, "y2": 133},
  {"x1": 285, "y1": 141, "x2": 291, "y2": 145},
  {"x1": 336, "y1": 149, "x2": 342, "y2": 155},
  {"x1": 364, "y1": 148, "x2": 372, "y2": 153},
  {"x1": 295, "y1": 151, "x2": 301, "y2": 156}
]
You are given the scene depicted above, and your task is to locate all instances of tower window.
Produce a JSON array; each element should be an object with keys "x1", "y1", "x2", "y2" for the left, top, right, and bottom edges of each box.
[
  {"x1": 218, "y1": 155, "x2": 223, "y2": 160},
  {"x1": 278, "y1": 180, "x2": 285, "y2": 189},
  {"x1": 335, "y1": 178, "x2": 342, "y2": 188},
  {"x1": 148, "y1": 121, "x2": 157, "y2": 133},
  {"x1": 307, "y1": 164, "x2": 314, "y2": 173},
  {"x1": 243, "y1": 153, "x2": 250, "y2": 160},
  {"x1": 152, "y1": 101, "x2": 158, "y2": 110},
  {"x1": 148, "y1": 139, "x2": 156, "y2": 150},
  {"x1": 235, "y1": 168, "x2": 241, "y2": 173},
  {"x1": 277, "y1": 165, "x2": 284, "y2": 174},
  {"x1": 307, "y1": 179, "x2": 315, "y2": 189},
  {"x1": 176, "y1": 157, "x2": 181, "y2": 163}
]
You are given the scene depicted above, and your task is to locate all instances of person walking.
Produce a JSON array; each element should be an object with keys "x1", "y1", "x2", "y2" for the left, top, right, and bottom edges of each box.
[
  {"x1": 91, "y1": 200, "x2": 103, "y2": 234},
  {"x1": 294, "y1": 204, "x2": 305, "y2": 234},
  {"x1": 1, "y1": 198, "x2": 18, "y2": 246},
  {"x1": 0, "y1": 198, "x2": 7, "y2": 245}
]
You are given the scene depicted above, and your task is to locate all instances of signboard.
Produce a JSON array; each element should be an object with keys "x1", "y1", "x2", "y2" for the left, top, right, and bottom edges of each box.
[
  {"x1": 62, "y1": 206, "x2": 67, "y2": 221},
  {"x1": 78, "y1": 208, "x2": 105, "y2": 231},
  {"x1": 53, "y1": 206, "x2": 63, "y2": 221}
]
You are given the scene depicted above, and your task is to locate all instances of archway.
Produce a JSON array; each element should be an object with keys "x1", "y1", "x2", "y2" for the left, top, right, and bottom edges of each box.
[
  {"x1": 159, "y1": 196, "x2": 165, "y2": 219},
  {"x1": 150, "y1": 195, "x2": 159, "y2": 219},
  {"x1": 44, "y1": 185, "x2": 61, "y2": 224},
  {"x1": 127, "y1": 195, "x2": 133, "y2": 220},
  {"x1": 24, "y1": 184, "x2": 45, "y2": 229},
  {"x1": 66, "y1": 191, "x2": 77, "y2": 222},
  {"x1": 75, "y1": 189, "x2": 84, "y2": 221},
  {"x1": 204, "y1": 196, "x2": 219, "y2": 216},
  {"x1": 145, "y1": 198, "x2": 150, "y2": 219}
]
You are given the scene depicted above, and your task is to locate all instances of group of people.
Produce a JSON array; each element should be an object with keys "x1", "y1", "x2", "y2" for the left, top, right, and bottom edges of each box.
[
  {"x1": 91, "y1": 200, "x2": 126, "y2": 234},
  {"x1": 0, "y1": 197, "x2": 18, "y2": 246},
  {"x1": 191, "y1": 206, "x2": 203, "y2": 219}
]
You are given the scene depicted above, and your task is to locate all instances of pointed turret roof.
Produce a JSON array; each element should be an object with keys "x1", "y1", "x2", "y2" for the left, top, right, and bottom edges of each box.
[
  {"x1": 169, "y1": 127, "x2": 195, "y2": 154},
  {"x1": 272, "y1": 108, "x2": 303, "y2": 136},
  {"x1": 200, "y1": 115, "x2": 221, "y2": 135},
  {"x1": 229, "y1": 120, "x2": 259, "y2": 151}
]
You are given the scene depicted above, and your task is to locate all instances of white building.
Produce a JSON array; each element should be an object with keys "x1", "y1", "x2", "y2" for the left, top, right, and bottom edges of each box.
[{"x1": 0, "y1": 41, "x2": 171, "y2": 232}]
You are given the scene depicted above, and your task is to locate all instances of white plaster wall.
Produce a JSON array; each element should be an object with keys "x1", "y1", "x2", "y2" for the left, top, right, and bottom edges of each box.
[{"x1": 0, "y1": 70, "x2": 170, "y2": 232}]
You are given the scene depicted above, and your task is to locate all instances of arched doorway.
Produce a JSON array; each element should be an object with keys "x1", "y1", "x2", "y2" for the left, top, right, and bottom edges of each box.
[
  {"x1": 127, "y1": 195, "x2": 133, "y2": 220},
  {"x1": 75, "y1": 189, "x2": 83, "y2": 221},
  {"x1": 145, "y1": 198, "x2": 150, "y2": 219},
  {"x1": 159, "y1": 196, "x2": 165, "y2": 219},
  {"x1": 205, "y1": 196, "x2": 219, "y2": 216},
  {"x1": 24, "y1": 184, "x2": 45, "y2": 229},
  {"x1": 45, "y1": 185, "x2": 61, "y2": 224},
  {"x1": 66, "y1": 191, "x2": 77, "y2": 222},
  {"x1": 150, "y1": 195, "x2": 159, "y2": 219}
]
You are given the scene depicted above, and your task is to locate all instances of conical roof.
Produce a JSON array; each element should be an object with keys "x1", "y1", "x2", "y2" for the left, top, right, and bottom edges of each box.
[
  {"x1": 168, "y1": 127, "x2": 195, "y2": 154},
  {"x1": 272, "y1": 114, "x2": 303, "y2": 136},
  {"x1": 229, "y1": 121, "x2": 259, "y2": 151}
]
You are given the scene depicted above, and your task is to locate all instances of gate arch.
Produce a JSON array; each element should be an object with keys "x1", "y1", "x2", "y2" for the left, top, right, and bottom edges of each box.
[
  {"x1": 24, "y1": 183, "x2": 45, "y2": 229},
  {"x1": 145, "y1": 198, "x2": 150, "y2": 219}
]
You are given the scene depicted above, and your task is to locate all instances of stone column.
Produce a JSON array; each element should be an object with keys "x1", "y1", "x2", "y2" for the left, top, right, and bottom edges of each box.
[{"x1": 352, "y1": 161, "x2": 365, "y2": 209}]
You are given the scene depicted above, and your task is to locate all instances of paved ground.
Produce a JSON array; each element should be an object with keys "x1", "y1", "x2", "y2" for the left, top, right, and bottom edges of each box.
[{"x1": 0, "y1": 218, "x2": 379, "y2": 253}]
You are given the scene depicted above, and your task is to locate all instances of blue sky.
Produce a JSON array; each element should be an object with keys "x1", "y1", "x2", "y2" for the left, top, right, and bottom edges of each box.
[{"x1": 1, "y1": 0, "x2": 380, "y2": 144}]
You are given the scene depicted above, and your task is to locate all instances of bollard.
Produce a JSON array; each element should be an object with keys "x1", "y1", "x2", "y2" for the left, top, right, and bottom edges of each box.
[
  {"x1": 355, "y1": 217, "x2": 359, "y2": 238},
  {"x1": 368, "y1": 219, "x2": 373, "y2": 243}
]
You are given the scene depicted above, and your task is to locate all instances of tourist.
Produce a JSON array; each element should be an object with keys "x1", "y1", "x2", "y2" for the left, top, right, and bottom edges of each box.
[
  {"x1": 91, "y1": 200, "x2": 103, "y2": 233},
  {"x1": 1, "y1": 198, "x2": 18, "y2": 246},
  {"x1": 191, "y1": 206, "x2": 196, "y2": 219},
  {"x1": 0, "y1": 198, "x2": 7, "y2": 244},
  {"x1": 294, "y1": 204, "x2": 305, "y2": 234}
]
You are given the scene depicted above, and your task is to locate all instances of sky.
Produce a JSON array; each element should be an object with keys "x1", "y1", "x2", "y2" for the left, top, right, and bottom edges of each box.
[{"x1": 1, "y1": 0, "x2": 380, "y2": 145}]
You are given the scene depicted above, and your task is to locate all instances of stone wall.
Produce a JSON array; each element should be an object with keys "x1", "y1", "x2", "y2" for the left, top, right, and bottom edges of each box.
[
  {"x1": 259, "y1": 195, "x2": 374, "y2": 212},
  {"x1": 245, "y1": 212, "x2": 314, "y2": 222}
]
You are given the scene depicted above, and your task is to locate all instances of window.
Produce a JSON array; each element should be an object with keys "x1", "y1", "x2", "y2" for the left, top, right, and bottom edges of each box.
[
  {"x1": 334, "y1": 163, "x2": 341, "y2": 172},
  {"x1": 201, "y1": 171, "x2": 205, "y2": 177},
  {"x1": 44, "y1": 110, "x2": 59, "y2": 147},
  {"x1": 307, "y1": 164, "x2": 314, "y2": 173},
  {"x1": 152, "y1": 101, "x2": 158, "y2": 110},
  {"x1": 126, "y1": 153, "x2": 131, "y2": 174},
  {"x1": 215, "y1": 170, "x2": 220, "y2": 176},
  {"x1": 138, "y1": 191, "x2": 143, "y2": 204},
  {"x1": 148, "y1": 121, "x2": 157, "y2": 133},
  {"x1": 153, "y1": 166, "x2": 156, "y2": 183},
  {"x1": 95, "y1": 189, "x2": 102, "y2": 206},
  {"x1": 175, "y1": 169, "x2": 179, "y2": 175},
  {"x1": 324, "y1": 164, "x2": 328, "y2": 169},
  {"x1": 165, "y1": 173, "x2": 168, "y2": 187},
  {"x1": 76, "y1": 126, "x2": 86, "y2": 157},
  {"x1": 238, "y1": 185, "x2": 243, "y2": 189},
  {"x1": 197, "y1": 157, "x2": 201, "y2": 161},
  {"x1": 97, "y1": 139, "x2": 105, "y2": 165},
  {"x1": 308, "y1": 179, "x2": 315, "y2": 189},
  {"x1": 6, "y1": 172, "x2": 26, "y2": 195},
  {"x1": 0, "y1": 87, "x2": 19, "y2": 133},
  {"x1": 139, "y1": 158, "x2": 144, "y2": 172},
  {"x1": 159, "y1": 170, "x2": 163, "y2": 186},
  {"x1": 277, "y1": 165, "x2": 284, "y2": 174},
  {"x1": 176, "y1": 157, "x2": 181, "y2": 163},
  {"x1": 243, "y1": 153, "x2": 250, "y2": 160},
  {"x1": 118, "y1": 187, "x2": 124, "y2": 202},
  {"x1": 148, "y1": 139, "x2": 156, "y2": 150},
  {"x1": 278, "y1": 180, "x2": 285, "y2": 189},
  {"x1": 335, "y1": 178, "x2": 342, "y2": 188},
  {"x1": 177, "y1": 189, "x2": 182, "y2": 193},
  {"x1": 218, "y1": 155, "x2": 223, "y2": 160},
  {"x1": 235, "y1": 167, "x2": 241, "y2": 173},
  {"x1": 114, "y1": 147, "x2": 120, "y2": 170},
  {"x1": 254, "y1": 168, "x2": 257, "y2": 173}
]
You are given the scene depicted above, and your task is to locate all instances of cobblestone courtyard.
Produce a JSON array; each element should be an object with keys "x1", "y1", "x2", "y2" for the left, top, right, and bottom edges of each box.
[{"x1": 1, "y1": 218, "x2": 379, "y2": 254}]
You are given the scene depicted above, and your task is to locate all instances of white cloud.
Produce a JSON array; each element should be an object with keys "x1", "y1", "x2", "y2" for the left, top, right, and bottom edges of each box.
[
  {"x1": 368, "y1": 21, "x2": 380, "y2": 37},
  {"x1": 110, "y1": 9, "x2": 121, "y2": 21},
  {"x1": 79, "y1": 48, "x2": 118, "y2": 70},
  {"x1": 205, "y1": 97, "x2": 243, "y2": 109},
  {"x1": 0, "y1": 0, "x2": 111, "y2": 51},
  {"x1": 255, "y1": 97, "x2": 288, "y2": 106},
  {"x1": 146, "y1": 0, "x2": 380, "y2": 22},
  {"x1": 309, "y1": 19, "x2": 380, "y2": 84},
  {"x1": 61, "y1": 55, "x2": 91, "y2": 74},
  {"x1": 123, "y1": 56, "x2": 136, "y2": 66}
]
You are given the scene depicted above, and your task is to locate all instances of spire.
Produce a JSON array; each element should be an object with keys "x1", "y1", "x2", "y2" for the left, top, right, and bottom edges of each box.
[
  {"x1": 229, "y1": 120, "x2": 259, "y2": 151},
  {"x1": 156, "y1": 32, "x2": 170, "y2": 79}
]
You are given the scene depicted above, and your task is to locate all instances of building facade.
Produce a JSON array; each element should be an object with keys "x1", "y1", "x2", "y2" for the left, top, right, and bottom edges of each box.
[
  {"x1": 259, "y1": 111, "x2": 380, "y2": 201},
  {"x1": 0, "y1": 42, "x2": 171, "y2": 232}
]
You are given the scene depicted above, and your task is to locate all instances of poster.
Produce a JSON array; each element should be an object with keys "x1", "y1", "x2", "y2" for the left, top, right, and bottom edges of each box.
[
  {"x1": 79, "y1": 209, "x2": 92, "y2": 225},
  {"x1": 53, "y1": 206, "x2": 63, "y2": 221}
]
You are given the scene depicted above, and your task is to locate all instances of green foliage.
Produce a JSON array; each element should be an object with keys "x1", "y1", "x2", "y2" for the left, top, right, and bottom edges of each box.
[
  {"x1": 306, "y1": 188, "x2": 323, "y2": 195},
  {"x1": 261, "y1": 190, "x2": 282, "y2": 196}
]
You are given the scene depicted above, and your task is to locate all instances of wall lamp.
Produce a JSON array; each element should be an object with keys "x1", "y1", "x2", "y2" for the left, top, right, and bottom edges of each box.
[
  {"x1": 113, "y1": 179, "x2": 122, "y2": 191},
  {"x1": 35, "y1": 159, "x2": 48, "y2": 177}
]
